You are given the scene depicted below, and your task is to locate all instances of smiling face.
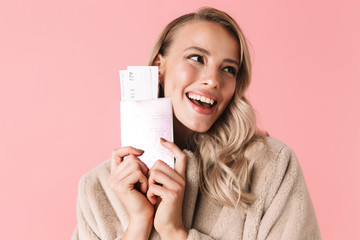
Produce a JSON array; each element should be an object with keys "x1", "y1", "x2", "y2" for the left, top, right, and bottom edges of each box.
[{"x1": 157, "y1": 20, "x2": 239, "y2": 133}]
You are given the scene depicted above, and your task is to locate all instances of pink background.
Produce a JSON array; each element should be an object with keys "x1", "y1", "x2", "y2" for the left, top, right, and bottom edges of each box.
[{"x1": 1, "y1": 0, "x2": 359, "y2": 239}]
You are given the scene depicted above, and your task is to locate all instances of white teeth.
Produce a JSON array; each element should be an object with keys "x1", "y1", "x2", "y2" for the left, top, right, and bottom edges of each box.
[{"x1": 187, "y1": 93, "x2": 215, "y2": 105}]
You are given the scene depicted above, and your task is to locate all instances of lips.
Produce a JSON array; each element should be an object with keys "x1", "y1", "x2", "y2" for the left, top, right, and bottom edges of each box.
[
  {"x1": 188, "y1": 92, "x2": 215, "y2": 104},
  {"x1": 186, "y1": 92, "x2": 217, "y2": 114}
]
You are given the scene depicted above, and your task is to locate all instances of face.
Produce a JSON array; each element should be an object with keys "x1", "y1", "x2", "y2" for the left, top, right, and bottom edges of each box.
[{"x1": 158, "y1": 20, "x2": 239, "y2": 133}]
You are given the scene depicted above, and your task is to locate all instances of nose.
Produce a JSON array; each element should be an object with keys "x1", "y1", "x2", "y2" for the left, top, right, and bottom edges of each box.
[{"x1": 201, "y1": 67, "x2": 220, "y2": 88}]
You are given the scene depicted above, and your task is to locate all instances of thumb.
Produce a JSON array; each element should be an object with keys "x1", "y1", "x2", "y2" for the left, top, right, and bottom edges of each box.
[{"x1": 160, "y1": 138, "x2": 187, "y2": 177}]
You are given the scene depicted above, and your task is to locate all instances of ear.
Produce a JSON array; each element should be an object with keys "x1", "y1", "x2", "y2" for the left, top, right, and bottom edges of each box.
[{"x1": 153, "y1": 53, "x2": 165, "y2": 84}]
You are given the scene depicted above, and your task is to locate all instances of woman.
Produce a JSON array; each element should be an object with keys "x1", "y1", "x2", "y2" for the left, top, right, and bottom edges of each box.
[{"x1": 72, "y1": 7, "x2": 320, "y2": 240}]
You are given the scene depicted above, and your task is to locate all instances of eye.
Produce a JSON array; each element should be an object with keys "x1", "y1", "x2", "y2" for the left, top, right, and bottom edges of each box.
[
  {"x1": 188, "y1": 54, "x2": 204, "y2": 64},
  {"x1": 223, "y1": 66, "x2": 237, "y2": 76}
]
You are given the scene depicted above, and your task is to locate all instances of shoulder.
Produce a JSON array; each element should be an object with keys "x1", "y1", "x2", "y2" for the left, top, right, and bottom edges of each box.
[
  {"x1": 253, "y1": 136, "x2": 295, "y2": 156},
  {"x1": 245, "y1": 137, "x2": 321, "y2": 238},
  {"x1": 77, "y1": 159, "x2": 112, "y2": 198},
  {"x1": 247, "y1": 136, "x2": 303, "y2": 194},
  {"x1": 75, "y1": 159, "x2": 127, "y2": 239},
  {"x1": 247, "y1": 136, "x2": 298, "y2": 169},
  {"x1": 264, "y1": 136, "x2": 295, "y2": 156}
]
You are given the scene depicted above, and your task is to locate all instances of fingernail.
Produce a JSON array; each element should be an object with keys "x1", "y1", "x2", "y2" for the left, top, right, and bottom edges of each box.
[
  {"x1": 137, "y1": 148, "x2": 144, "y2": 153},
  {"x1": 160, "y1": 137, "x2": 167, "y2": 142}
]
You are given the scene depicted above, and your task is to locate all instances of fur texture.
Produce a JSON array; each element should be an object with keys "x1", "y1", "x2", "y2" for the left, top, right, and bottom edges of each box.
[{"x1": 72, "y1": 137, "x2": 321, "y2": 239}]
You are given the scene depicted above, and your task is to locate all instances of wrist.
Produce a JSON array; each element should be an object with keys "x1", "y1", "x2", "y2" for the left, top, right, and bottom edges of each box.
[
  {"x1": 160, "y1": 227, "x2": 188, "y2": 240},
  {"x1": 124, "y1": 216, "x2": 153, "y2": 240}
]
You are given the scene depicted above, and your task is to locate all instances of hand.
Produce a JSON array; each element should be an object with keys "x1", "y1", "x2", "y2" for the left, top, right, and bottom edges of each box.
[
  {"x1": 147, "y1": 138, "x2": 188, "y2": 240},
  {"x1": 107, "y1": 146, "x2": 154, "y2": 240}
]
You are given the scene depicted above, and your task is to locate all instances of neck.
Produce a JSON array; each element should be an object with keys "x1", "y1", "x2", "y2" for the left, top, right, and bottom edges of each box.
[{"x1": 173, "y1": 116, "x2": 193, "y2": 151}]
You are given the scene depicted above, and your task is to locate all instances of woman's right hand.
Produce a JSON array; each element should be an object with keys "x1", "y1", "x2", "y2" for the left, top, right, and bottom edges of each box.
[{"x1": 108, "y1": 146, "x2": 154, "y2": 240}]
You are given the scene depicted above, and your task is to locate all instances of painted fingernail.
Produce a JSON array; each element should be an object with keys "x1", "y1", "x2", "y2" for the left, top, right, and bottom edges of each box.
[
  {"x1": 137, "y1": 148, "x2": 144, "y2": 152},
  {"x1": 160, "y1": 137, "x2": 167, "y2": 142}
]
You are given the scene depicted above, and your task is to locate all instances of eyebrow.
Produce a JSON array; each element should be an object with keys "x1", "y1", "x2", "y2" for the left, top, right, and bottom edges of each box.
[{"x1": 184, "y1": 46, "x2": 240, "y2": 66}]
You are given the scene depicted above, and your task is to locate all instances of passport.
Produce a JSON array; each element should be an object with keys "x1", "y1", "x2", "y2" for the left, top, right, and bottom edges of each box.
[
  {"x1": 119, "y1": 66, "x2": 158, "y2": 101},
  {"x1": 119, "y1": 66, "x2": 174, "y2": 168}
]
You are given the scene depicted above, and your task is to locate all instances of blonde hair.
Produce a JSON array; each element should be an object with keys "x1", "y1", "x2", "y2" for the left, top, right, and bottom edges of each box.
[{"x1": 148, "y1": 7, "x2": 266, "y2": 211}]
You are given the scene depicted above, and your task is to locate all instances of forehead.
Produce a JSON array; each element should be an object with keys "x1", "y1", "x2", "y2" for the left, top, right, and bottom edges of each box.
[{"x1": 169, "y1": 20, "x2": 239, "y2": 60}]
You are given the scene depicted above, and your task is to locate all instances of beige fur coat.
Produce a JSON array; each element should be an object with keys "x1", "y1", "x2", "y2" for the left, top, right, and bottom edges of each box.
[{"x1": 72, "y1": 137, "x2": 321, "y2": 239}]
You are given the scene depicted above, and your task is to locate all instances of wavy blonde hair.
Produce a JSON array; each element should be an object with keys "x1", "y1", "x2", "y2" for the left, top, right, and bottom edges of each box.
[{"x1": 148, "y1": 7, "x2": 266, "y2": 211}]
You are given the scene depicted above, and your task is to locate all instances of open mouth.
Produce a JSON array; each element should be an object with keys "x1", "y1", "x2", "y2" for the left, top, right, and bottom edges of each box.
[{"x1": 186, "y1": 92, "x2": 217, "y2": 109}]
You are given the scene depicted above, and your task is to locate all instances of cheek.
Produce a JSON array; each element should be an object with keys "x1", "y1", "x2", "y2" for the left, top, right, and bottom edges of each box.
[
  {"x1": 222, "y1": 80, "x2": 237, "y2": 104},
  {"x1": 163, "y1": 61, "x2": 197, "y2": 97}
]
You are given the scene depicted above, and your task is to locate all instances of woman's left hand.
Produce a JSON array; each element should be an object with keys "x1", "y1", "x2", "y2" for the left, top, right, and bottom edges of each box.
[{"x1": 147, "y1": 138, "x2": 188, "y2": 240}]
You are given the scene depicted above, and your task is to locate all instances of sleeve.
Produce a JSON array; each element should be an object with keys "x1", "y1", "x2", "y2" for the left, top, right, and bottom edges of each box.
[
  {"x1": 187, "y1": 229, "x2": 216, "y2": 240},
  {"x1": 71, "y1": 175, "x2": 102, "y2": 240},
  {"x1": 71, "y1": 173, "x2": 124, "y2": 240},
  {"x1": 253, "y1": 146, "x2": 321, "y2": 240}
]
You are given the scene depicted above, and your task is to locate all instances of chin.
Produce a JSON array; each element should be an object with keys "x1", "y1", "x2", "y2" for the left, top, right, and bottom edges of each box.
[
  {"x1": 174, "y1": 112, "x2": 216, "y2": 133},
  {"x1": 186, "y1": 121, "x2": 213, "y2": 133}
]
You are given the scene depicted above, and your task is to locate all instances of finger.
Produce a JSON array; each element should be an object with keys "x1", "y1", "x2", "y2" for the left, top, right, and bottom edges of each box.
[
  {"x1": 108, "y1": 165, "x2": 147, "y2": 194},
  {"x1": 112, "y1": 156, "x2": 149, "y2": 182},
  {"x1": 122, "y1": 155, "x2": 149, "y2": 176},
  {"x1": 160, "y1": 138, "x2": 187, "y2": 177},
  {"x1": 122, "y1": 170, "x2": 148, "y2": 192},
  {"x1": 147, "y1": 184, "x2": 166, "y2": 205},
  {"x1": 137, "y1": 172, "x2": 148, "y2": 194},
  {"x1": 149, "y1": 160, "x2": 184, "y2": 189},
  {"x1": 113, "y1": 146, "x2": 144, "y2": 158},
  {"x1": 111, "y1": 146, "x2": 144, "y2": 171}
]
